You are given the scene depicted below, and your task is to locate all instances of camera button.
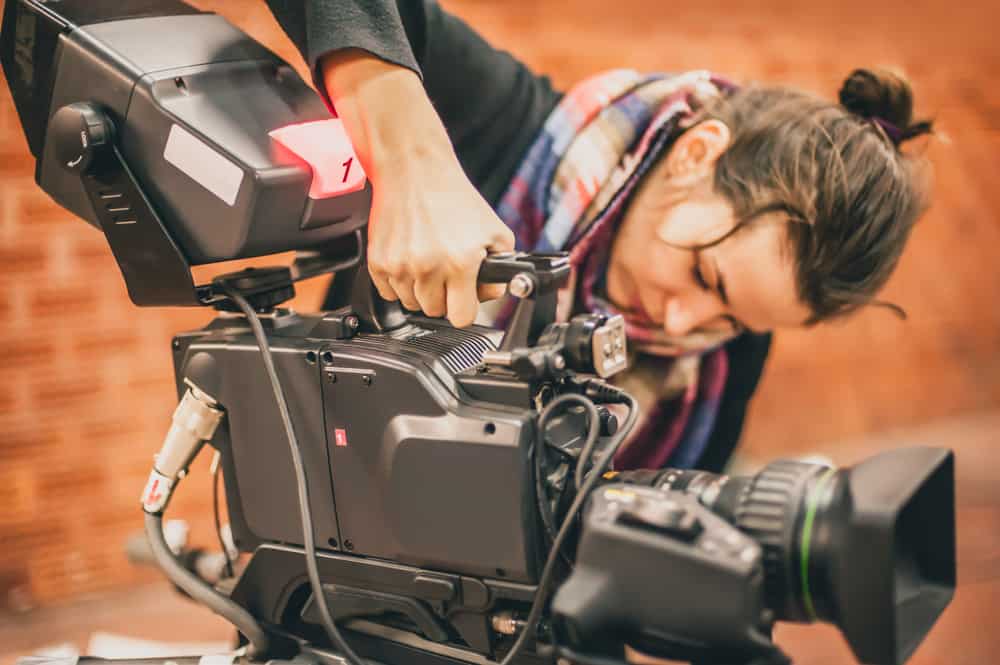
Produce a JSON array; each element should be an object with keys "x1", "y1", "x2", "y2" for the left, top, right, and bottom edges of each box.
[{"x1": 617, "y1": 498, "x2": 704, "y2": 542}]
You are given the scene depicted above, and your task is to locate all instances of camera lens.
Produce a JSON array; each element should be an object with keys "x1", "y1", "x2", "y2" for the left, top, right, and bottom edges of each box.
[
  {"x1": 621, "y1": 447, "x2": 955, "y2": 665},
  {"x1": 650, "y1": 461, "x2": 827, "y2": 621}
]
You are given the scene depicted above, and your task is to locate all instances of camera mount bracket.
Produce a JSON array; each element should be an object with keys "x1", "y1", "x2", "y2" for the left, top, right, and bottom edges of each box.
[{"x1": 52, "y1": 101, "x2": 207, "y2": 307}]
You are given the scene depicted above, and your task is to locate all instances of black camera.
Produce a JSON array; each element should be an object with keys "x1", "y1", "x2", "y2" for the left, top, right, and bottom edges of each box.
[{"x1": 1, "y1": 2, "x2": 956, "y2": 665}]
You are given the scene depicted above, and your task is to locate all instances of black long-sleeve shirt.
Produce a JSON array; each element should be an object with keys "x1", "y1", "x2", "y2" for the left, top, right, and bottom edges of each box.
[
  {"x1": 265, "y1": 0, "x2": 559, "y2": 206},
  {"x1": 263, "y1": 0, "x2": 771, "y2": 472}
]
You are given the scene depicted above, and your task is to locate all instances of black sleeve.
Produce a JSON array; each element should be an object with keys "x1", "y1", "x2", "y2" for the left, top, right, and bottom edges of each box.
[
  {"x1": 696, "y1": 332, "x2": 773, "y2": 473},
  {"x1": 264, "y1": 0, "x2": 561, "y2": 205}
]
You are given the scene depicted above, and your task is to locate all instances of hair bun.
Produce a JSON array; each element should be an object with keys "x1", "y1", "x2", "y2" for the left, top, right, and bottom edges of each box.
[{"x1": 839, "y1": 68, "x2": 932, "y2": 143}]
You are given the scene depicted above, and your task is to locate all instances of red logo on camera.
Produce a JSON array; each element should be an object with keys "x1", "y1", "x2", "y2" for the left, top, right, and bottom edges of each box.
[{"x1": 335, "y1": 428, "x2": 348, "y2": 447}]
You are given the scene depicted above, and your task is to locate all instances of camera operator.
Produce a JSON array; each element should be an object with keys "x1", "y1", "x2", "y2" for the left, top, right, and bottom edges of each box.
[{"x1": 263, "y1": 0, "x2": 932, "y2": 473}]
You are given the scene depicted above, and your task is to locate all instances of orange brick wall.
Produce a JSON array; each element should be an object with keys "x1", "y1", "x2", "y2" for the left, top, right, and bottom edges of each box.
[{"x1": 1, "y1": 0, "x2": 998, "y2": 610}]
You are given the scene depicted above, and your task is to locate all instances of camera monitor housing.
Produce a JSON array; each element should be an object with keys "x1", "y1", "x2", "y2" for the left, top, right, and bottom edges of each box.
[{"x1": 2, "y1": 0, "x2": 370, "y2": 305}]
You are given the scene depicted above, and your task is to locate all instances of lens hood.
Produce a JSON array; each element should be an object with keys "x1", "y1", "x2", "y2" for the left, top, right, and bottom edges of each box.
[{"x1": 807, "y1": 447, "x2": 955, "y2": 665}]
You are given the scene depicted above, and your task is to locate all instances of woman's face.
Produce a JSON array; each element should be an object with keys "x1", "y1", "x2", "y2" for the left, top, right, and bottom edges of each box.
[{"x1": 606, "y1": 120, "x2": 812, "y2": 340}]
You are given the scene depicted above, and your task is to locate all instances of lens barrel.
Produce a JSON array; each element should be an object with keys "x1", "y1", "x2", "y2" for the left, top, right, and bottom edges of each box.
[{"x1": 615, "y1": 447, "x2": 955, "y2": 665}]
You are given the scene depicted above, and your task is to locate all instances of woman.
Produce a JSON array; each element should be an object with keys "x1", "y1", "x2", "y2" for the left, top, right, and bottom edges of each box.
[{"x1": 264, "y1": 0, "x2": 932, "y2": 472}]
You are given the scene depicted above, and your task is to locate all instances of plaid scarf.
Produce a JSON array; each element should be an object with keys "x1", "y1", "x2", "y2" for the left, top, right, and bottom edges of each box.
[{"x1": 496, "y1": 69, "x2": 736, "y2": 470}]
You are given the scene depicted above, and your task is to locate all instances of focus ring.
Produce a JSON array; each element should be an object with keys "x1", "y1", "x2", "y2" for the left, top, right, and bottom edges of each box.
[{"x1": 733, "y1": 460, "x2": 820, "y2": 620}]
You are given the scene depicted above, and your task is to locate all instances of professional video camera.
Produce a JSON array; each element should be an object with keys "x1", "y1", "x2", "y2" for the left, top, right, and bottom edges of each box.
[{"x1": 2, "y1": 3, "x2": 957, "y2": 665}]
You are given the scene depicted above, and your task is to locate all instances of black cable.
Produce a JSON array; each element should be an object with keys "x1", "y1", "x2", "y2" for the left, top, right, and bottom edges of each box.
[
  {"x1": 565, "y1": 398, "x2": 601, "y2": 492},
  {"x1": 499, "y1": 386, "x2": 640, "y2": 665},
  {"x1": 534, "y1": 393, "x2": 601, "y2": 565},
  {"x1": 212, "y1": 452, "x2": 235, "y2": 579},
  {"x1": 145, "y1": 512, "x2": 270, "y2": 657},
  {"x1": 220, "y1": 285, "x2": 370, "y2": 665},
  {"x1": 532, "y1": 437, "x2": 563, "y2": 556},
  {"x1": 535, "y1": 392, "x2": 602, "y2": 491}
]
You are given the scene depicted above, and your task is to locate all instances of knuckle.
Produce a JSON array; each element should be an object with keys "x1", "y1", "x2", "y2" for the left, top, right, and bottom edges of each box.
[
  {"x1": 450, "y1": 249, "x2": 485, "y2": 273},
  {"x1": 368, "y1": 251, "x2": 389, "y2": 273},
  {"x1": 411, "y1": 255, "x2": 437, "y2": 277},
  {"x1": 384, "y1": 260, "x2": 408, "y2": 280}
]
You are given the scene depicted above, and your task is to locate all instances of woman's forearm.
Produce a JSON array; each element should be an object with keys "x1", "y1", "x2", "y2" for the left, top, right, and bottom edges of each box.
[
  {"x1": 319, "y1": 49, "x2": 460, "y2": 188},
  {"x1": 317, "y1": 48, "x2": 515, "y2": 326}
]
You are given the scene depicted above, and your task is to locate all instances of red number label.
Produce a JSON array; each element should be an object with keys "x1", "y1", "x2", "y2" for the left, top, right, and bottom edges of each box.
[{"x1": 342, "y1": 157, "x2": 353, "y2": 183}]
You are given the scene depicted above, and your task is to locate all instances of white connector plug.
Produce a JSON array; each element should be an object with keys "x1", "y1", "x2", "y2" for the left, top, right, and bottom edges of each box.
[{"x1": 141, "y1": 379, "x2": 224, "y2": 514}]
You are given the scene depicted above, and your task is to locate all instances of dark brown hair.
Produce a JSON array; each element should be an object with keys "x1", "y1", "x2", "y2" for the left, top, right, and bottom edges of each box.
[{"x1": 703, "y1": 68, "x2": 933, "y2": 323}]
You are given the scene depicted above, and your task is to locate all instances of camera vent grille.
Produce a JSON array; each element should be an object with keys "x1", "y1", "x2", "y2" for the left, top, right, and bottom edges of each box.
[{"x1": 403, "y1": 326, "x2": 497, "y2": 375}]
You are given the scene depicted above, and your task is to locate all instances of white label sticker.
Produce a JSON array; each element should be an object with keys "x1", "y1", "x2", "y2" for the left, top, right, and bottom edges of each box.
[{"x1": 163, "y1": 124, "x2": 244, "y2": 206}]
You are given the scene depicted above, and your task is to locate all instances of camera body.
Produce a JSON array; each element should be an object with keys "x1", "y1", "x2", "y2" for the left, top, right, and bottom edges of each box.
[
  {"x1": 180, "y1": 314, "x2": 536, "y2": 582},
  {"x1": 176, "y1": 305, "x2": 578, "y2": 657},
  {"x1": 174, "y1": 304, "x2": 781, "y2": 661}
]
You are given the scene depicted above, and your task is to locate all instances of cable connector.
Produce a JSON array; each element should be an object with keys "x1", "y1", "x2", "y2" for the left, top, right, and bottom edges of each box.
[
  {"x1": 141, "y1": 379, "x2": 224, "y2": 514},
  {"x1": 569, "y1": 378, "x2": 631, "y2": 405},
  {"x1": 141, "y1": 469, "x2": 175, "y2": 515}
]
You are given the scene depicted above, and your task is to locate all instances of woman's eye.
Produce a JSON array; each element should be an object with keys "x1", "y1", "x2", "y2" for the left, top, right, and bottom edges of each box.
[{"x1": 692, "y1": 262, "x2": 710, "y2": 291}]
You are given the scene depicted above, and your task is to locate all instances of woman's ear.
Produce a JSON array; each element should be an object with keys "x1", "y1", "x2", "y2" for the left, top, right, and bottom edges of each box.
[{"x1": 663, "y1": 119, "x2": 731, "y2": 184}]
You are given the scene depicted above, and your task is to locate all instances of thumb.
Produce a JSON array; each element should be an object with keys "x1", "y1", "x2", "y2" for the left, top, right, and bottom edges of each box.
[
  {"x1": 477, "y1": 283, "x2": 507, "y2": 302},
  {"x1": 488, "y1": 225, "x2": 516, "y2": 253}
]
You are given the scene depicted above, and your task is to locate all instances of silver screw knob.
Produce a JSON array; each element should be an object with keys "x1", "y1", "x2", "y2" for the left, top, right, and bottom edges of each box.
[{"x1": 508, "y1": 273, "x2": 535, "y2": 298}]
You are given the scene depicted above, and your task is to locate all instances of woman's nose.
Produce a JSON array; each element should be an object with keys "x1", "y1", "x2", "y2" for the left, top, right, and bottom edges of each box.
[{"x1": 663, "y1": 294, "x2": 726, "y2": 337}]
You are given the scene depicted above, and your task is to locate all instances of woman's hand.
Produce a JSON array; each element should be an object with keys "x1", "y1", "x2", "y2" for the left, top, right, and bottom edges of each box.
[
  {"x1": 369, "y1": 159, "x2": 515, "y2": 326},
  {"x1": 320, "y1": 50, "x2": 514, "y2": 327}
]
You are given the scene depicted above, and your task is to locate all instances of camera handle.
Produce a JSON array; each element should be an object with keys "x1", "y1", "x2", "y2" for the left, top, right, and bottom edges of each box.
[
  {"x1": 354, "y1": 252, "x2": 573, "y2": 347},
  {"x1": 331, "y1": 230, "x2": 572, "y2": 348}
]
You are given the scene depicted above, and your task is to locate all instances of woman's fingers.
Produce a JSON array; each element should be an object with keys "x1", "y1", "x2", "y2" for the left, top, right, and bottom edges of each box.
[
  {"x1": 368, "y1": 261, "x2": 399, "y2": 303},
  {"x1": 488, "y1": 225, "x2": 517, "y2": 254},
  {"x1": 477, "y1": 282, "x2": 507, "y2": 302},
  {"x1": 373, "y1": 250, "x2": 512, "y2": 321},
  {"x1": 388, "y1": 274, "x2": 420, "y2": 311},
  {"x1": 414, "y1": 274, "x2": 447, "y2": 318},
  {"x1": 445, "y1": 268, "x2": 481, "y2": 328}
]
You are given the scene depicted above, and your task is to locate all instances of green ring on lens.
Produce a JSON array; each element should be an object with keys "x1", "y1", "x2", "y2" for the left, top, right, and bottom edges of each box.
[{"x1": 800, "y1": 467, "x2": 836, "y2": 621}]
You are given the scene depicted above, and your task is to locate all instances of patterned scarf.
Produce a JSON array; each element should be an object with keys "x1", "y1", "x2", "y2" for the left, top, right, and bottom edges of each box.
[{"x1": 496, "y1": 69, "x2": 737, "y2": 470}]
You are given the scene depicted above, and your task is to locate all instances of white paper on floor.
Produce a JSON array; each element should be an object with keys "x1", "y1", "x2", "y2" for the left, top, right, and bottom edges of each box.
[
  {"x1": 86, "y1": 632, "x2": 232, "y2": 658},
  {"x1": 30, "y1": 644, "x2": 79, "y2": 658}
]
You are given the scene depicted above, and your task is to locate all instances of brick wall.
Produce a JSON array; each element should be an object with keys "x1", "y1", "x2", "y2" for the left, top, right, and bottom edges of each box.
[{"x1": 1, "y1": 0, "x2": 998, "y2": 610}]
